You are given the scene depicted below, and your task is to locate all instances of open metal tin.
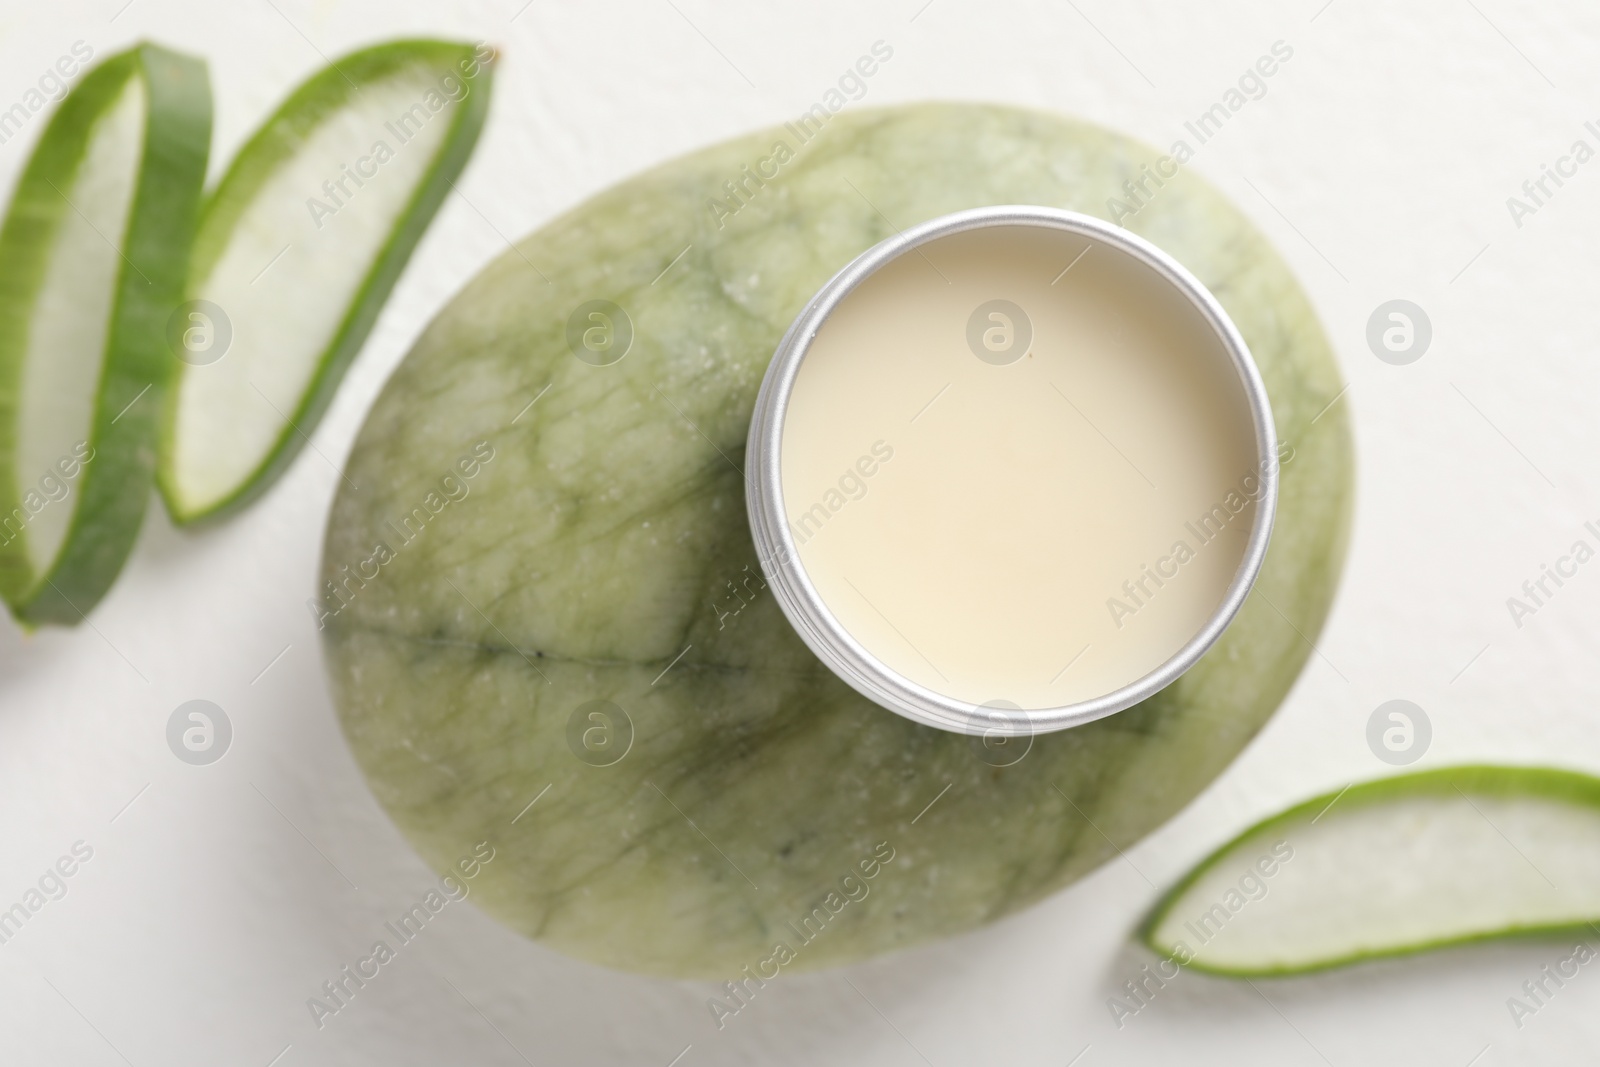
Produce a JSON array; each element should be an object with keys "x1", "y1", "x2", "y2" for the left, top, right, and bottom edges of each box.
[{"x1": 745, "y1": 206, "x2": 1278, "y2": 738}]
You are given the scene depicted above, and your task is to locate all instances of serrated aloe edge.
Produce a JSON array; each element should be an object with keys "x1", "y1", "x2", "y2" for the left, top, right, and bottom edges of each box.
[
  {"x1": 158, "y1": 39, "x2": 495, "y2": 525},
  {"x1": 1139, "y1": 765, "x2": 1600, "y2": 977}
]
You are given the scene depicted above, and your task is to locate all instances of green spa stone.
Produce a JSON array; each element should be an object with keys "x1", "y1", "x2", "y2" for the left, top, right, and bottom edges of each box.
[{"x1": 320, "y1": 103, "x2": 1353, "y2": 978}]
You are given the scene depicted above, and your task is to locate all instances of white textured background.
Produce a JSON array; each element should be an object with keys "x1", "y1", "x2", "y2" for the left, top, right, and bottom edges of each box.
[{"x1": 1, "y1": 1, "x2": 1597, "y2": 1063}]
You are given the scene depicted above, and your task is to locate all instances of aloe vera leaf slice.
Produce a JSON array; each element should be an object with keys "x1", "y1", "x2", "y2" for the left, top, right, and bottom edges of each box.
[
  {"x1": 0, "y1": 44, "x2": 211, "y2": 626},
  {"x1": 1139, "y1": 766, "x2": 1600, "y2": 976},
  {"x1": 157, "y1": 39, "x2": 494, "y2": 525}
]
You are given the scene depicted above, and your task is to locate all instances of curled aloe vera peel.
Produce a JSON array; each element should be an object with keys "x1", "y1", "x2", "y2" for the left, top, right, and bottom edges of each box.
[
  {"x1": 0, "y1": 43, "x2": 210, "y2": 625},
  {"x1": 159, "y1": 39, "x2": 494, "y2": 524}
]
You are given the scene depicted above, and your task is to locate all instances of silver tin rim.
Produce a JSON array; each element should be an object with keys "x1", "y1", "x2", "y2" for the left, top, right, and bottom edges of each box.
[{"x1": 744, "y1": 206, "x2": 1278, "y2": 737}]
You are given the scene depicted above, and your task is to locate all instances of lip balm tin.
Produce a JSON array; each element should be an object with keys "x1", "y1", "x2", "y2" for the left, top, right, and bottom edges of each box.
[{"x1": 745, "y1": 206, "x2": 1278, "y2": 738}]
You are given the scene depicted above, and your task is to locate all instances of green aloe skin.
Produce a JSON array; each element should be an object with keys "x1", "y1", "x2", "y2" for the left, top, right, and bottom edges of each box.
[
  {"x1": 0, "y1": 44, "x2": 210, "y2": 625},
  {"x1": 158, "y1": 39, "x2": 495, "y2": 525},
  {"x1": 1140, "y1": 766, "x2": 1600, "y2": 977},
  {"x1": 321, "y1": 103, "x2": 1354, "y2": 978}
]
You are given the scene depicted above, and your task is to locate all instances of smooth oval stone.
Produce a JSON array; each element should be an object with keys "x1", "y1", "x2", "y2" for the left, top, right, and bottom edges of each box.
[{"x1": 319, "y1": 103, "x2": 1353, "y2": 978}]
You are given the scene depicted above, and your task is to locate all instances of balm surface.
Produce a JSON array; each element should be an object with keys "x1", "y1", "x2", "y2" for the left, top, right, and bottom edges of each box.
[{"x1": 781, "y1": 224, "x2": 1263, "y2": 711}]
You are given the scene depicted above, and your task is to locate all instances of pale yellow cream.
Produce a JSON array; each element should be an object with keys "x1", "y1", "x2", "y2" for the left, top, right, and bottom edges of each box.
[{"x1": 781, "y1": 225, "x2": 1261, "y2": 710}]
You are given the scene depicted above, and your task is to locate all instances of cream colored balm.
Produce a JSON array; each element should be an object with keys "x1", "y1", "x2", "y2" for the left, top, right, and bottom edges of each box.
[{"x1": 779, "y1": 224, "x2": 1266, "y2": 712}]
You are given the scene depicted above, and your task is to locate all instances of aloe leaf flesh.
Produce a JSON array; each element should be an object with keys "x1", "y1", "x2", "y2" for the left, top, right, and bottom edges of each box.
[
  {"x1": 1141, "y1": 765, "x2": 1600, "y2": 976},
  {"x1": 0, "y1": 43, "x2": 210, "y2": 625},
  {"x1": 158, "y1": 39, "x2": 494, "y2": 524}
]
